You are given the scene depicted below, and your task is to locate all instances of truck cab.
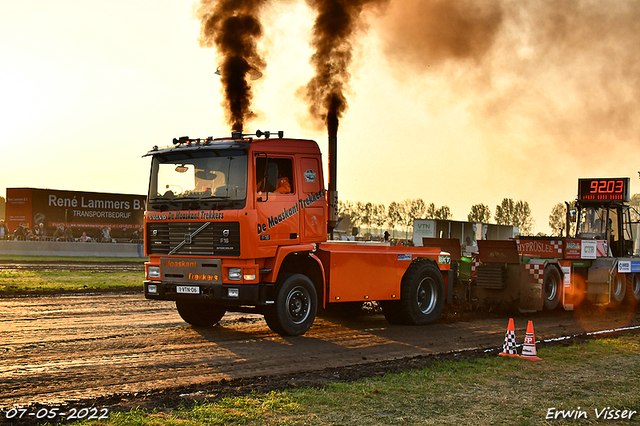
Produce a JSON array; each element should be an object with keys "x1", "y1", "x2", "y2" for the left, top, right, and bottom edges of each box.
[
  {"x1": 144, "y1": 132, "x2": 328, "y2": 329},
  {"x1": 574, "y1": 201, "x2": 634, "y2": 258}
]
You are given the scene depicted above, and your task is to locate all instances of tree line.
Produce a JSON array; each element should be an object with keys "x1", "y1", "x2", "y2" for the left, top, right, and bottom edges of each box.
[
  {"x1": 338, "y1": 198, "x2": 537, "y2": 237},
  {"x1": 341, "y1": 194, "x2": 640, "y2": 238},
  {"x1": 337, "y1": 199, "x2": 453, "y2": 237}
]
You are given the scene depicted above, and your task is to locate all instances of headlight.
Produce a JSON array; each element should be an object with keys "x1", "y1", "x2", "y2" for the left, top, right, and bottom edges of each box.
[
  {"x1": 147, "y1": 284, "x2": 158, "y2": 294},
  {"x1": 148, "y1": 265, "x2": 160, "y2": 279},
  {"x1": 228, "y1": 268, "x2": 242, "y2": 280}
]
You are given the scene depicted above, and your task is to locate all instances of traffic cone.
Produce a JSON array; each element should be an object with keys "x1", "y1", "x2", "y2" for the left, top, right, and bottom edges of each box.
[
  {"x1": 498, "y1": 318, "x2": 519, "y2": 357},
  {"x1": 519, "y1": 320, "x2": 542, "y2": 361}
]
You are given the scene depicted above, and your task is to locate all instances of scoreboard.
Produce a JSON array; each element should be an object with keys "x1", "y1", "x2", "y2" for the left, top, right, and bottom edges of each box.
[{"x1": 577, "y1": 178, "x2": 630, "y2": 202}]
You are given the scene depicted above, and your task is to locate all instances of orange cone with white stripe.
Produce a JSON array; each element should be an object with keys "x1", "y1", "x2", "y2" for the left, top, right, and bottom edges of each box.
[
  {"x1": 519, "y1": 320, "x2": 541, "y2": 361},
  {"x1": 498, "y1": 318, "x2": 519, "y2": 357}
]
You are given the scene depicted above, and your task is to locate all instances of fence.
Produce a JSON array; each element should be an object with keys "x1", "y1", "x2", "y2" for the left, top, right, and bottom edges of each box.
[{"x1": 0, "y1": 240, "x2": 145, "y2": 258}]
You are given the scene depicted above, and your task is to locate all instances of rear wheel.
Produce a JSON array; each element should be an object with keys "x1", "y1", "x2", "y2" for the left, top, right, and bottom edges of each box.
[
  {"x1": 264, "y1": 273, "x2": 317, "y2": 336},
  {"x1": 382, "y1": 260, "x2": 445, "y2": 325},
  {"x1": 544, "y1": 267, "x2": 562, "y2": 310},
  {"x1": 611, "y1": 273, "x2": 626, "y2": 305},
  {"x1": 626, "y1": 273, "x2": 640, "y2": 306},
  {"x1": 176, "y1": 301, "x2": 225, "y2": 327}
]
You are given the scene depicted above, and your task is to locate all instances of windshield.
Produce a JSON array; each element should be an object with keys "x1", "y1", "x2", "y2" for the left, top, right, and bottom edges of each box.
[
  {"x1": 148, "y1": 150, "x2": 247, "y2": 211},
  {"x1": 576, "y1": 206, "x2": 607, "y2": 239}
]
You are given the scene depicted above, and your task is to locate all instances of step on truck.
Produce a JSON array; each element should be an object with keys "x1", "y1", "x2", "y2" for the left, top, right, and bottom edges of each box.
[{"x1": 143, "y1": 131, "x2": 452, "y2": 336}]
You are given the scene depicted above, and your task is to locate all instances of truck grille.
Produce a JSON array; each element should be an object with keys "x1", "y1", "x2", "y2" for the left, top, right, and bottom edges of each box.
[
  {"x1": 476, "y1": 263, "x2": 505, "y2": 289},
  {"x1": 146, "y1": 222, "x2": 240, "y2": 256}
]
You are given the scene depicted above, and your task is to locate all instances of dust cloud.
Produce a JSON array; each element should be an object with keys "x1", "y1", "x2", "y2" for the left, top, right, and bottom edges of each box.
[{"x1": 375, "y1": 0, "x2": 640, "y2": 169}]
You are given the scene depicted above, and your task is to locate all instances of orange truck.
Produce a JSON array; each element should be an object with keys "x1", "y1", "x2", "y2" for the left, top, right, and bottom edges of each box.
[{"x1": 143, "y1": 131, "x2": 452, "y2": 335}]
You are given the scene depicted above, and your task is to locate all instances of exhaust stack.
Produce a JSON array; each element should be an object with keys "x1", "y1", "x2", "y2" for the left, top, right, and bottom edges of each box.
[{"x1": 327, "y1": 114, "x2": 338, "y2": 237}]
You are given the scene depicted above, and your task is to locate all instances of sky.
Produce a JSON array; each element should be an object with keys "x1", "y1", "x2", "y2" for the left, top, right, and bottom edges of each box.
[{"x1": 2, "y1": 0, "x2": 640, "y2": 235}]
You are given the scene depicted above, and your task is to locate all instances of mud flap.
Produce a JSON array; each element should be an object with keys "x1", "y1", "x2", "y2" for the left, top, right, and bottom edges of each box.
[
  {"x1": 559, "y1": 260, "x2": 573, "y2": 310},
  {"x1": 518, "y1": 262, "x2": 544, "y2": 311},
  {"x1": 447, "y1": 269, "x2": 454, "y2": 304}
]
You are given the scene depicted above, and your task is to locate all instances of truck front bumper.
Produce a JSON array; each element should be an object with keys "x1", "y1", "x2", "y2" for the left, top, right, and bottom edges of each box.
[{"x1": 144, "y1": 280, "x2": 270, "y2": 306}]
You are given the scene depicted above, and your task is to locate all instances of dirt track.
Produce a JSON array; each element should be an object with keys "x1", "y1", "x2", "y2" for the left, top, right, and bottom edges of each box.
[{"x1": 1, "y1": 292, "x2": 639, "y2": 412}]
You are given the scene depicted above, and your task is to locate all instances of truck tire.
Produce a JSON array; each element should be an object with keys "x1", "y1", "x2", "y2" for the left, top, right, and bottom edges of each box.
[
  {"x1": 626, "y1": 273, "x2": 640, "y2": 305},
  {"x1": 543, "y1": 267, "x2": 561, "y2": 310},
  {"x1": 176, "y1": 301, "x2": 225, "y2": 327},
  {"x1": 264, "y1": 273, "x2": 317, "y2": 336},
  {"x1": 382, "y1": 260, "x2": 445, "y2": 325},
  {"x1": 611, "y1": 273, "x2": 626, "y2": 306}
]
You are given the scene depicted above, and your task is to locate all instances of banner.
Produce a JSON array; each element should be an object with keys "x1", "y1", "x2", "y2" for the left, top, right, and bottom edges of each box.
[{"x1": 5, "y1": 188, "x2": 146, "y2": 236}]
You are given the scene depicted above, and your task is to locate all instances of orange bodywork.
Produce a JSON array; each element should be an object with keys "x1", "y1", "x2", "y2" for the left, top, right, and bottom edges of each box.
[
  {"x1": 143, "y1": 134, "x2": 452, "y2": 317},
  {"x1": 316, "y1": 242, "x2": 450, "y2": 303}
]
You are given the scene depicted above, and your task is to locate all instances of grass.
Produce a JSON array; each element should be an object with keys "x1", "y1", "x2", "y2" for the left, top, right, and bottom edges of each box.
[
  {"x1": 0, "y1": 255, "x2": 146, "y2": 293},
  {"x1": 66, "y1": 333, "x2": 640, "y2": 426},
  {"x1": 0, "y1": 270, "x2": 144, "y2": 293},
  {"x1": 0, "y1": 255, "x2": 146, "y2": 262}
]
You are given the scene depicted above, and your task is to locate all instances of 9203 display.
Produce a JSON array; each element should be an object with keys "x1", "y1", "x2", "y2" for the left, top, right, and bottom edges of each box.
[{"x1": 578, "y1": 177, "x2": 630, "y2": 202}]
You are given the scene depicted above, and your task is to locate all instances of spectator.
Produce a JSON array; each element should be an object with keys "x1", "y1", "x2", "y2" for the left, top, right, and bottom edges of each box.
[
  {"x1": 14, "y1": 223, "x2": 26, "y2": 240},
  {"x1": 53, "y1": 225, "x2": 64, "y2": 241},
  {"x1": 0, "y1": 220, "x2": 7, "y2": 240},
  {"x1": 101, "y1": 226, "x2": 111, "y2": 243},
  {"x1": 63, "y1": 226, "x2": 74, "y2": 242},
  {"x1": 34, "y1": 223, "x2": 46, "y2": 241},
  {"x1": 79, "y1": 232, "x2": 91, "y2": 242}
]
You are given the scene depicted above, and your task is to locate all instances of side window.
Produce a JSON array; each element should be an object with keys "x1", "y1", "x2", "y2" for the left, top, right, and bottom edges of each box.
[{"x1": 256, "y1": 157, "x2": 294, "y2": 194}]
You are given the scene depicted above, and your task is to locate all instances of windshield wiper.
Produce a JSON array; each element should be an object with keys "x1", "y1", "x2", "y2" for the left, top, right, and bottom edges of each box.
[{"x1": 200, "y1": 195, "x2": 231, "y2": 200}]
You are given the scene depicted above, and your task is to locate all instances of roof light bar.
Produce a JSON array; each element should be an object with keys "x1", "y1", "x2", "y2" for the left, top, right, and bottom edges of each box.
[
  {"x1": 168, "y1": 129, "x2": 285, "y2": 146},
  {"x1": 172, "y1": 136, "x2": 215, "y2": 146},
  {"x1": 232, "y1": 129, "x2": 284, "y2": 140}
]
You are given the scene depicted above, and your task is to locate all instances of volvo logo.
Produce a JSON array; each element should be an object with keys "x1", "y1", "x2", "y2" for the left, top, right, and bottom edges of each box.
[
  {"x1": 152, "y1": 229, "x2": 158, "y2": 237},
  {"x1": 223, "y1": 229, "x2": 230, "y2": 238}
]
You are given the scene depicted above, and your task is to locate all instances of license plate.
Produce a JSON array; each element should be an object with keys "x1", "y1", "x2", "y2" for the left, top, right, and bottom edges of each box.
[{"x1": 176, "y1": 285, "x2": 200, "y2": 294}]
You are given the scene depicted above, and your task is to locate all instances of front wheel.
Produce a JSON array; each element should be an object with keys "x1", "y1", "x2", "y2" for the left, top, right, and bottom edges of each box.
[
  {"x1": 264, "y1": 273, "x2": 317, "y2": 336},
  {"x1": 176, "y1": 301, "x2": 225, "y2": 327},
  {"x1": 382, "y1": 260, "x2": 445, "y2": 325}
]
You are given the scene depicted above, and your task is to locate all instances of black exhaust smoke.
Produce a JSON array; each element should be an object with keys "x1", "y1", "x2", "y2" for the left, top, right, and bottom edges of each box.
[
  {"x1": 303, "y1": 0, "x2": 389, "y2": 236},
  {"x1": 197, "y1": 0, "x2": 267, "y2": 132}
]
